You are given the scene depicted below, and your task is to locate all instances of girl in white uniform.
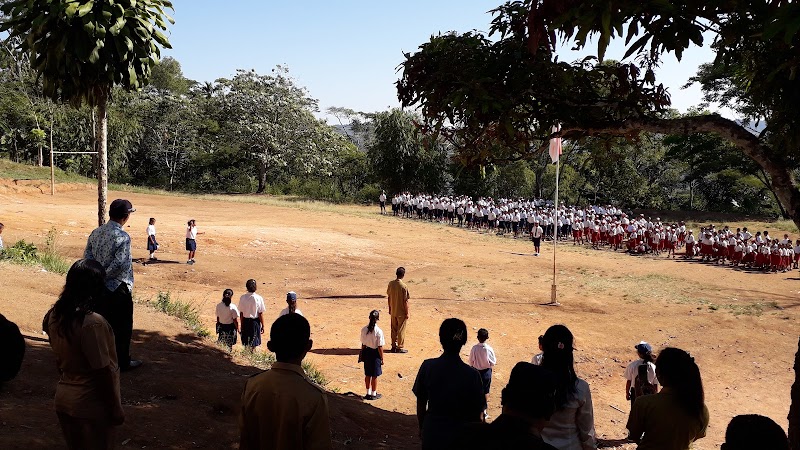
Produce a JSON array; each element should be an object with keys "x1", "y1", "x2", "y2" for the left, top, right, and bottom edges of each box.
[
  {"x1": 215, "y1": 289, "x2": 239, "y2": 348},
  {"x1": 359, "y1": 310, "x2": 385, "y2": 400}
]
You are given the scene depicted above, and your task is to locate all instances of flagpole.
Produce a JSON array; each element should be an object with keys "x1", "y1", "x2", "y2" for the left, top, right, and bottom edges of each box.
[{"x1": 551, "y1": 157, "x2": 560, "y2": 305}]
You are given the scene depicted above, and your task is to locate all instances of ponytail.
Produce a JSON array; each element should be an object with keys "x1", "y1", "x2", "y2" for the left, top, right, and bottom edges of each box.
[
  {"x1": 222, "y1": 288, "x2": 233, "y2": 306},
  {"x1": 367, "y1": 310, "x2": 379, "y2": 334}
]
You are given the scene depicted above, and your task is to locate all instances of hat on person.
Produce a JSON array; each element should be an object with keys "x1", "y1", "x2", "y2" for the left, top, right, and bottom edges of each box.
[
  {"x1": 635, "y1": 341, "x2": 653, "y2": 353},
  {"x1": 286, "y1": 291, "x2": 297, "y2": 302},
  {"x1": 109, "y1": 199, "x2": 135, "y2": 216}
]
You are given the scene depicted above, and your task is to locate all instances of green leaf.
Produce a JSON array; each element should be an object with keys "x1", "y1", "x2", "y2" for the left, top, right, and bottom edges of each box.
[{"x1": 77, "y1": 1, "x2": 94, "y2": 18}]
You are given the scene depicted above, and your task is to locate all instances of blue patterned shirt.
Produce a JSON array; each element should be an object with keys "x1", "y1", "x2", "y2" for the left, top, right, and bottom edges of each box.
[{"x1": 84, "y1": 220, "x2": 133, "y2": 292}]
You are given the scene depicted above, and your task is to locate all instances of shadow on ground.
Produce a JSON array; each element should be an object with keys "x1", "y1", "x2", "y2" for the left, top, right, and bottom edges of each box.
[{"x1": 0, "y1": 328, "x2": 419, "y2": 449}]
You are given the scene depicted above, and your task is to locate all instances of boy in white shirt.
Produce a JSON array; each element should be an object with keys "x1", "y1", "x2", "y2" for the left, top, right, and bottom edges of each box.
[
  {"x1": 239, "y1": 279, "x2": 266, "y2": 350},
  {"x1": 0, "y1": 222, "x2": 4, "y2": 250},
  {"x1": 469, "y1": 328, "x2": 497, "y2": 421}
]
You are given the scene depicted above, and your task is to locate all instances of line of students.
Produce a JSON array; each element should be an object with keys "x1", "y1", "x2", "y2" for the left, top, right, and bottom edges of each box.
[
  {"x1": 215, "y1": 280, "x2": 304, "y2": 350},
  {"x1": 688, "y1": 225, "x2": 800, "y2": 272}
]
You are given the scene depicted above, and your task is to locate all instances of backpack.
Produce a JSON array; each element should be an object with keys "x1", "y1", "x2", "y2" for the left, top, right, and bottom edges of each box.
[{"x1": 634, "y1": 362, "x2": 657, "y2": 398}]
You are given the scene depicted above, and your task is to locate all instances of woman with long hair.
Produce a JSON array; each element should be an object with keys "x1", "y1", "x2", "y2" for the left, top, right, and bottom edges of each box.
[
  {"x1": 359, "y1": 310, "x2": 384, "y2": 400},
  {"x1": 43, "y1": 259, "x2": 124, "y2": 449},
  {"x1": 627, "y1": 347, "x2": 709, "y2": 450},
  {"x1": 539, "y1": 325, "x2": 597, "y2": 450}
]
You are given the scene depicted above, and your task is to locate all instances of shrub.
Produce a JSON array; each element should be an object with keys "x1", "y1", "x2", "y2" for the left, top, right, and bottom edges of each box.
[{"x1": 0, "y1": 240, "x2": 39, "y2": 264}]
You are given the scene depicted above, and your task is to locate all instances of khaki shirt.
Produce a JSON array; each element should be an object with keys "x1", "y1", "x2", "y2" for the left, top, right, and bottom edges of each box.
[
  {"x1": 239, "y1": 362, "x2": 332, "y2": 450},
  {"x1": 387, "y1": 279, "x2": 410, "y2": 317},
  {"x1": 626, "y1": 388, "x2": 709, "y2": 450},
  {"x1": 46, "y1": 311, "x2": 121, "y2": 420}
]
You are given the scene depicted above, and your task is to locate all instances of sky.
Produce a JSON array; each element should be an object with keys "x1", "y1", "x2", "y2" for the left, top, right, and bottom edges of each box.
[{"x1": 165, "y1": 1, "x2": 724, "y2": 123}]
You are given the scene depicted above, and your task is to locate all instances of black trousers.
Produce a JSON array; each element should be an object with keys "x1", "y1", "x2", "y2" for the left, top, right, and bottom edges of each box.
[{"x1": 95, "y1": 284, "x2": 133, "y2": 369}]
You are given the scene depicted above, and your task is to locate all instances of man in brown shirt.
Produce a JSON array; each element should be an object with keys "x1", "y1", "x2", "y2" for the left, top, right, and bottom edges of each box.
[
  {"x1": 239, "y1": 314, "x2": 332, "y2": 450},
  {"x1": 387, "y1": 266, "x2": 410, "y2": 353}
]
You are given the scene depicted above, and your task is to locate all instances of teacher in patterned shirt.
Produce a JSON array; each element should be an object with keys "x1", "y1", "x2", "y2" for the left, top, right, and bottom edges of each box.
[{"x1": 84, "y1": 199, "x2": 142, "y2": 371}]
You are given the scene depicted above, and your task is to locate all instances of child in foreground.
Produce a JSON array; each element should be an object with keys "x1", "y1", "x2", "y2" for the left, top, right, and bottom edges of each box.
[{"x1": 468, "y1": 328, "x2": 497, "y2": 420}]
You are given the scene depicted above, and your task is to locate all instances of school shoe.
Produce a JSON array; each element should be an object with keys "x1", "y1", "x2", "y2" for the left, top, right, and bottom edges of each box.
[
  {"x1": 121, "y1": 359, "x2": 143, "y2": 372},
  {"x1": 395, "y1": 348, "x2": 408, "y2": 354}
]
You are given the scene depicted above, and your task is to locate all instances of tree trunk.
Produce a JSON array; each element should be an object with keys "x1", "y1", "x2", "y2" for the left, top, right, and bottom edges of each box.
[
  {"x1": 790, "y1": 336, "x2": 799, "y2": 450},
  {"x1": 38, "y1": 144, "x2": 43, "y2": 167},
  {"x1": 256, "y1": 161, "x2": 267, "y2": 194},
  {"x1": 561, "y1": 114, "x2": 800, "y2": 231},
  {"x1": 95, "y1": 86, "x2": 110, "y2": 226}
]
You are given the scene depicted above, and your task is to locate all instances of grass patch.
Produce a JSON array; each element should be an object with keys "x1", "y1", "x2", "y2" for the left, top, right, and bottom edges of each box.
[
  {"x1": 708, "y1": 301, "x2": 781, "y2": 316},
  {"x1": 225, "y1": 348, "x2": 329, "y2": 387},
  {"x1": 0, "y1": 227, "x2": 70, "y2": 275},
  {"x1": 148, "y1": 291, "x2": 210, "y2": 338},
  {"x1": 0, "y1": 158, "x2": 92, "y2": 183},
  {"x1": 302, "y1": 360, "x2": 330, "y2": 387}
]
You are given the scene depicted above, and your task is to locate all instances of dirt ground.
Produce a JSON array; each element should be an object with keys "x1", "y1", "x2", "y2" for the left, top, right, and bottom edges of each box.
[{"x1": 0, "y1": 182, "x2": 797, "y2": 449}]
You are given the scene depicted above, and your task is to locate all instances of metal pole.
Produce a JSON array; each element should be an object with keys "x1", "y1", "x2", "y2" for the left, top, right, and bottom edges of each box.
[{"x1": 551, "y1": 158, "x2": 560, "y2": 305}]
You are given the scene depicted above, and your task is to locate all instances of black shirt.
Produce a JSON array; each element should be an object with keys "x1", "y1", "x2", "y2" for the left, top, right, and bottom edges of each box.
[{"x1": 451, "y1": 415, "x2": 559, "y2": 450}]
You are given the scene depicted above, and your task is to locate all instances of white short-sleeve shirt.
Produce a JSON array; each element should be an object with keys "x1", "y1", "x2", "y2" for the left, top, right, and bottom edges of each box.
[
  {"x1": 186, "y1": 226, "x2": 197, "y2": 240},
  {"x1": 624, "y1": 359, "x2": 659, "y2": 384},
  {"x1": 216, "y1": 302, "x2": 239, "y2": 325},
  {"x1": 279, "y1": 307, "x2": 303, "y2": 317},
  {"x1": 147, "y1": 225, "x2": 156, "y2": 236},
  {"x1": 238, "y1": 292, "x2": 265, "y2": 319},
  {"x1": 360, "y1": 325, "x2": 385, "y2": 349}
]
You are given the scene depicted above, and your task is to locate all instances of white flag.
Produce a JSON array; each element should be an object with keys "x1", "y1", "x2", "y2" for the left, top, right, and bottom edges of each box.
[{"x1": 549, "y1": 125, "x2": 562, "y2": 163}]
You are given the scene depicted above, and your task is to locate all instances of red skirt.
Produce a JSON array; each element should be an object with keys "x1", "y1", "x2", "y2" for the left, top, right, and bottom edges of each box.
[
  {"x1": 743, "y1": 252, "x2": 755, "y2": 263},
  {"x1": 732, "y1": 251, "x2": 743, "y2": 262},
  {"x1": 686, "y1": 242, "x2": 695, "y2": 256},
  {"x1": 700, "y1": 244, "x2": 713, "y2": 255},
  {"x1": 770, "y1": 254, "x2": 781, "y2": 266}
]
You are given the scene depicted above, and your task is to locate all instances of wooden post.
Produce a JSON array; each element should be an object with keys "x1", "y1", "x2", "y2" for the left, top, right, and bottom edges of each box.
[
  {"x1": 789, "y1": 336, "x2": 799, "y2": 450},
  {"x1": 49, "y1": 116, "x2": 54, "y2": 196}
]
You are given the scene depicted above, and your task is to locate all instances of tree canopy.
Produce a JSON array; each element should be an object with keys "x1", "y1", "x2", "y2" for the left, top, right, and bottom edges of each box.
[{"x1": 398, "y1": 0, "x2": 800, "y2": 229}]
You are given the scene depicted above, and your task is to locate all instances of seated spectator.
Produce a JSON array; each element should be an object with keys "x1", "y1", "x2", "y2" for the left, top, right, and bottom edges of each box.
[
  {"x1": 627, "y1": 347, "x2": 709, "y2": 450},
  {"x1": 539, "y1": 325, "x2": 597, "y2": 450},
  {"x1": 721, "y1": 414, "x2": 788, "y2": 450},
  {"x1": 43, "y1": 259, "x2": 125, "y2": 449},
  {"x1": 0, "y1": 312, "x2": 25, "y2": 383},
  {"x1": 413, "y1": 318, "x2": 485, "y2": 450},
  {"x1": 239, "y1": 313, "x2": 332, "y2": 450},
  {"x1": 450, "y1": 362, "x2": 559, "y2": 450}
]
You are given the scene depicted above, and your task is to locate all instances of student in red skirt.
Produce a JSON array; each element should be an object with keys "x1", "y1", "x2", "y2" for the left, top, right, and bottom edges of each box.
[
  {"x1": 770, "y1": 242, "x2": 781, "y2": 272},
  {"x1": 793, "y1": 239, "x2": 800, "y2": 269},
  {"x1": 731, "y1": 240, "x2": 744, "y2": 267},
  {"x1": 684, "y1": 230, "x2": 696, "y2": 259},
  {"x1": 742, "y1": 242, "x2": 756, "y2": 268}
]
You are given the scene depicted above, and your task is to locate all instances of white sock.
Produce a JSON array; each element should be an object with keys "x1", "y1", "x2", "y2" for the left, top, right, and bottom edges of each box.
[{"x1": 367, "y1": 388, "x2": 373, "y2": 396}]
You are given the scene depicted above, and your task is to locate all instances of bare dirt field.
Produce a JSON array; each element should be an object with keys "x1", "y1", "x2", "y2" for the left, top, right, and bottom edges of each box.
[{"x1": 0, "y1": 181, "x2": 797, "y2": 449}]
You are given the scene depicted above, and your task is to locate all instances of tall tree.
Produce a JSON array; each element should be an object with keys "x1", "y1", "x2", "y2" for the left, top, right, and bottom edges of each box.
[
  {"x1": 1, "y1": 0, "x2": 174, "y2": 225},
  {"x1": 398, "y1": 0, "x2": 800, "y2": 230}
]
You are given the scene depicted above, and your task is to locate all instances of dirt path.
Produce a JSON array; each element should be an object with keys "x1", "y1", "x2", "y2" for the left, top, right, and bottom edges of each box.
[{"x1": 0, "y1": 184, "x2": 797, "y2": 449}]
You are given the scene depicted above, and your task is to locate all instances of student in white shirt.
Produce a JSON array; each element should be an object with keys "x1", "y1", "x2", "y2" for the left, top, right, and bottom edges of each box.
[
  {"x1": 531, "y1": 221, "x2": 544, "y2": 256},
  {"x1": 239, "y1": 279, "x2": 266, "y2": 350},
  {"x1": 215, "y1": 288, "x2": 239, "y2": 348},
  {"x1": 794, "y1": 239, "x2": 800, "y2": 269},
  {"x1": 359, "y1": 310, "x2": 385, "y2": 400},
  {"x1": 0, "y1": 222, "x2": 4, "y2": 250},
  {"x1": 624, "y1": 341, "x2": 658, "y2": 410},
  {"x1": 468, "y1": 328, "x2": 497, "y2": 421},
  {"x1": 185, "y1": 219, "x2": 204, "y2": 265},
  {"x1": 146, "y1": 218, "x2": 158, "y2": 260},
  {"x1": 379, "y1": 191, "x2": 387, "y2": 215},
  {"x1": 278, "y1": 291, "x2": 303, "y2": 317}
]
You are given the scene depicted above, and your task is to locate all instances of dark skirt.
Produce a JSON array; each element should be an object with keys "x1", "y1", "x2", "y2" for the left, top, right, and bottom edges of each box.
[
  {"x1": 217, "y1": 322, "x2": 237, "y2": 348},
  {"x1": 362, "y1": 346, "x2": 382, "y2": 377},
  {"x1": 240, "y1": 318, "x2": 261, "y2": 348},
  {"x1": 185, "y1": 238, "x2": 197, "y2": 251},
  {"x1": 147, "y1": 236, "x2": 158, "y2": 252}
]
